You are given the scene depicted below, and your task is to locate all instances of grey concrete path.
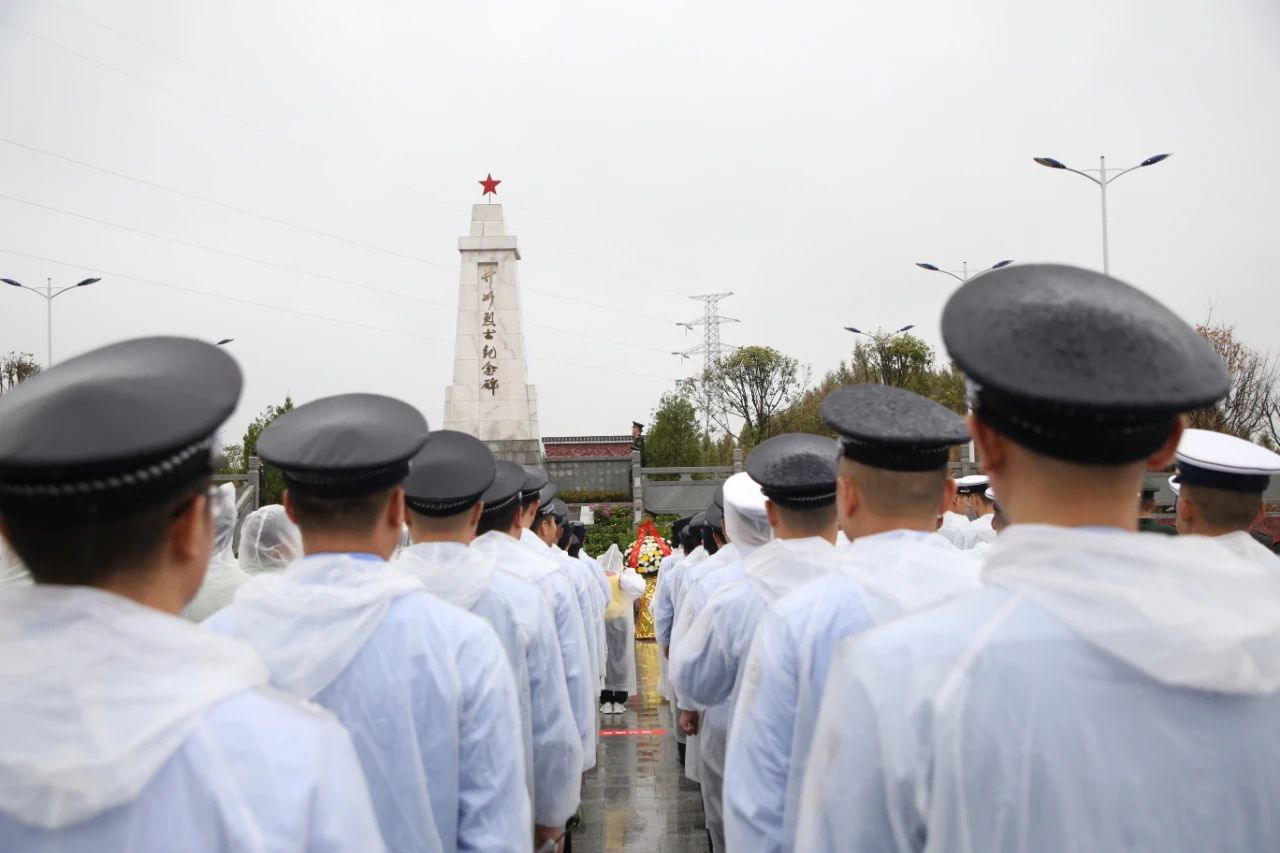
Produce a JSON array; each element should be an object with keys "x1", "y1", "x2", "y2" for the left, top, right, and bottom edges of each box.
[{"x1": 574, "y1": 640, "x2": 709, "y2": 852}]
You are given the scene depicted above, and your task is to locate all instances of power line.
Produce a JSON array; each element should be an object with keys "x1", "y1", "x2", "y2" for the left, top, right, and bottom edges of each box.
[
  {"x1": 3, "y1": 14, "x2": 695, "y2": 301},
  {"x1": 0, "y1": 248, "x2": 681, "y2": 381}
]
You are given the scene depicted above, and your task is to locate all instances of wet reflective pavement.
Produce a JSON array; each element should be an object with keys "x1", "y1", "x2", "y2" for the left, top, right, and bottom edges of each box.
[{"x1": 574, "y1": 640, "x2": 709, "y2": 852}]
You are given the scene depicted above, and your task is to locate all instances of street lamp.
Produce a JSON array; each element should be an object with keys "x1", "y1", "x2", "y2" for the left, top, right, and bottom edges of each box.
[
  {"x1": 916, "y1": 259, "x2": 1013, "y2": 284},
  {"x1": 1033, "y1": 153, "x2": 1171, "y2": 274},
  {"x1": 2, "y1": 277, "x2": 101, "y2": 366},
  {"x1": 844, "y1": 324, "x2": 915, "y2": 337},
  {"x1": 844, "y1": 324, "x2": 916, "y2": 387}
]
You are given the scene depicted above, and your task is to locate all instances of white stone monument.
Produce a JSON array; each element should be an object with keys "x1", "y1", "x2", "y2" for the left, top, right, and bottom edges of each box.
[{"x1": 442, "y1": 197, "x2": 544, "y2": 464}]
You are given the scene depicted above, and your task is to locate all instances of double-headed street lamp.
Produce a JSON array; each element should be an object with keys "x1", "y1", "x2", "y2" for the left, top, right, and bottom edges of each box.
[
  {"x1": 2, "y1": 277, "x2": 101, "y2": 367},
  {"x1": 845, "y1": 324, "x2": 916, "y2": 387},
  {"x1": 1033, "y1": 153, "x2": 1171, "y2": 274},
  {"x1": 916, "y1": 259, "x2": 1013, "y2": 284}
]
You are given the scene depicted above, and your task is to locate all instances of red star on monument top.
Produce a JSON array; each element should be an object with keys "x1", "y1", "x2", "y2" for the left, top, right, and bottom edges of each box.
[{"x1": 479, "y1": 173, "x2": 501, "y2": 197}]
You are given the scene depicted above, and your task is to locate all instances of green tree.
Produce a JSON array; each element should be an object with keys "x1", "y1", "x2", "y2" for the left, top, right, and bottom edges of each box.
[
  {"x1": 682, "y1": 345, "x2": 809, "y2": 447},
  {"x1": 0, "y1": 352, "x2": 41, "y2": 394},
  {"x1": 645, "y1": 392, "x2": 704, "y2": 469},
  {"x1": 220, "y1": 396, "x2": 295, "y2": 504},
  {"x1": 850, "y1": 332, "x2": 937, "y2": 394}
]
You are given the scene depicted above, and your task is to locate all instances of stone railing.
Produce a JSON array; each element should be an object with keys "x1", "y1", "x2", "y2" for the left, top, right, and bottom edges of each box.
[{"x1": 632, "y1": 448, "x2": 743, "y2": 519}]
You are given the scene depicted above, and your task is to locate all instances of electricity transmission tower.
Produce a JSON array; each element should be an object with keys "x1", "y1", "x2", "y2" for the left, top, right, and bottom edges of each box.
[
  {"x1": 672, "y1": 292, "x2": 738, "y2": 373},
  {"x1": 672, "y1": 292, "x2": 739, "y2": 439}
]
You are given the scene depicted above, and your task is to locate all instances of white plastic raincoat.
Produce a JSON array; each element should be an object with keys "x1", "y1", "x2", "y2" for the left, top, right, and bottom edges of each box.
[
  {"x1": 521, "y1": 528, "x2": 605, "y2": 691},
  {"x1": 0, "y1": 534, "x2": 30, "y2": 587},
  {"x1": 237, "y1": 505, "x2": 302, "y2": 574},
  {"x1": 674, "y1": 536, "x2": 838, "y2": 853},
  {"x1": 600, "y1": 544, "x2": 645, "y2": 693},
  {"x1": 796, "y1": 525, "x2": 1280, "y2": 853},
  {"x1": 398, "y1": 540, "x2": 582, "y2": 827},
  {"x1": 206, "y1": 552, "x2": 530, "y2": 853},
  {"x1": 726, "y1": 529, "x2": 979, "y2": 853},
  {"x1": 473, "y1": 529, "x2": 596, "y2": 772},
  {"x1": 0, "y1": 585, "x2": 384, "y2": 852},
  {"x1": 958, "y1": 512, "x2": 997, "y2": 550},
  {"x1": 651, "y1": 549, "x2": 683, "y2": 698},
  {"x1": 182, "y1": 483, "x2": 250, "y2": 622}
]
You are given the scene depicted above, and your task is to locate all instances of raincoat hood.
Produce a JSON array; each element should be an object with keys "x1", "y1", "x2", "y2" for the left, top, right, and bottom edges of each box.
[
  {"x1": 841, "y1": 529, "x2": 982, "y2": 620},
  {"x1": 472, "y1": 529, "x2": 558, "y2": 580},
  {"x1": 227, "y1": 552, "x2": 422, "y2": 699},
  {"x1": 237, "y1": 505, "x2": 302, "y2": 574},
  {"x1": 723, "y1": 473, "x2": 772, "y2": 555},
  {"x1": 600, "y1": 544, "x2": 624, "y2": 574},
  {"x1": 398, "y1": 540, "x2": 494, "y2": 610},
  {"x1": 985, "y1": 524, "x2": 1280, "y2": 695},
  {"x1": 744, "y1": 536, "x2": 838, "y2": 604},
  {"x1": 0, "y1": 586, "x2": 266, "y2": 829}
]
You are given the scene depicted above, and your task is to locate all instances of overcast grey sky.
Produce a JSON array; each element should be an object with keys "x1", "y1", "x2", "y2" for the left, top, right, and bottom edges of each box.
[{"x1": 2, "y1": 0, "x2": 1278, "y2": 445}]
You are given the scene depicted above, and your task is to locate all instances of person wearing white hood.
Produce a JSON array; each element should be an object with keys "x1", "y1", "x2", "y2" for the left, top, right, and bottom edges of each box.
[
  {"x1": 0, "y1": 337, "x2": 383, "y2": 852},
  {"x1": 181, "y1": 482, "x2": 248, "y2": 621},
  {"x1": 471, "y1": 460, "x2": 596, "y2": 782},
  {"x1": 205, "y1": 394, "x2": 529, "y2": 853},
  {"x1": 796, "y1": 264, "x2": 1280, "y2": 853},
  {"x1": 237, "y1": 504, "x2": 303, "y2": 574},
  {"x1": 1172, "y1": 428, "x2": 1280, "y2": 563},
  {"x1": 673, "y1": 435, "x2": 839, "y2": 853},
  {"x1": 396, "y1": 432, "x2": 581, "y2": 853},
  {"x1": 724, "y1": 385, "x2": 977, "y2": 853},
  {"x1": 598, "y1": 543, "x2": 646, "y2": 712}
]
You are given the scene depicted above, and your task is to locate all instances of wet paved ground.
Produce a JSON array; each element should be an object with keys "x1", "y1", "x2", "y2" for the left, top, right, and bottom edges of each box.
[{"x1": 574, "y1": 640, "x2": 709, "y2": 852}]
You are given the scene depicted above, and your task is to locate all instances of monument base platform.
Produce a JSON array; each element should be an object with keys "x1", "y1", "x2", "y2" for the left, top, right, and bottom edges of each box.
[{"x1": 484, "y1": 438, "x2": 545, "y2": 465}]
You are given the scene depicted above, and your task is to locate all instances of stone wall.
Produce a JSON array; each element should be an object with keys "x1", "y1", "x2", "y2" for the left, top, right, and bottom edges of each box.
[{"x1": 546, "y1": 456, "x2": 632, "y2": 496}]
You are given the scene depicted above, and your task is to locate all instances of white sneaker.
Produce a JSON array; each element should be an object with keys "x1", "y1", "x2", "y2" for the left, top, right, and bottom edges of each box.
[
  {"x1": 600, "y1": 702, "x2": 612, "y2": 714},
  {"x1": 611, "y1": 702, "x2": 626, "y2": 714}
]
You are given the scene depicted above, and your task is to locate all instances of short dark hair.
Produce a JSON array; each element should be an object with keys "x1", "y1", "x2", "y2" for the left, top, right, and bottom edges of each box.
[
  {"x1": 774, "y1": 502, "x2": 837, "y2": 536},
  {"x1": 1185, "y1": 483, "x2": 1262, "y2": 531},
  {"x1": 288, "y1": 487, "x2": 395, "y2": 534},
  {"x1": 477, "y1": 499, "x2": 521, "y2": 536},
  {"x1": 2, "y1": 483, "x2": 207, "y2": 586}
]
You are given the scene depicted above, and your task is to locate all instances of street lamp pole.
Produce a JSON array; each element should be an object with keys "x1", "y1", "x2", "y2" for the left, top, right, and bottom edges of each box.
[
  {"x1": 1032, "y1": 153, "x2": 1171, "y2": 275},
  {"x1": 2, "y1": 276, "x2": 101, "y2": 366},
  {"x1": 916, "y1": 259, "x2": 1013, "y2": 284}
]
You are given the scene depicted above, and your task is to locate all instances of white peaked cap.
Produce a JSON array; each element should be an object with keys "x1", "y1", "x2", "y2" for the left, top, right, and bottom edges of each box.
[{"x1": 1176, "y1": 429, "x2": 1280, "y2": 477}]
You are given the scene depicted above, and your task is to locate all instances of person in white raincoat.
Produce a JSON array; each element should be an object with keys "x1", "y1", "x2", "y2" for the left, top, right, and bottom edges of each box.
[
  {"x1": 970, "y1": 486, "x2": 1007, "y2": 560},
  {"x1": 532, "y1": 491, "x2": 606, "y2": 691},
  {"x1": 396, "y1": 432, "x2": 582, "y2": 852},
  {"x1": 650, "y1": 516, "x2": 692, "y2": 700},
  {"x1": 0, "y1": 337, "x2": 384, "y2": 852},
  {"x1": 935, "y1": 477, "x2": 975, "y2": 546},
  {"x1": 1173, "y1": 428, "x2": 1280, "y2": 566},
  {"x1": 598, "y1": 544, "x2": 645, "y2": 711},
  {"x1": 795, "y1": 263, "x2": 1280, "y2": 853},
  {"x1": 673, "y1": 435, "x2": 841, "y2": 853},
  {"x1": 206, "y1": 394, "x2": 530, "y2": 853},
  {"x1": 181, "y1": 482, "x2": 250, "y2": 621},
  {"x1": 724, "y1": 385, "x2": 978, "y2": 853},
  {"x1": 655, "y1": 513, "x2": 707, "y2": 764},
  {"x1": 958, "y1": 477, "x2": 998, "y2": 549},
  {"x1": 471, "y1": 461, "x2": 596, "y2": 780},
  {"x1": 669, "y1": 472, "x2": 772, "y2": 846},
  {"x1": 237, "y1": 504, "x2": 303, "y2": 574}
]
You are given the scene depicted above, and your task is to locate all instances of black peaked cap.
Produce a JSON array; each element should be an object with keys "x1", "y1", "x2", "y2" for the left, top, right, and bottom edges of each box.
[
  {"x1": 822, "y1": 384, "x2": 968, "y2": 471},
  {"x1": 942, "y1": 264, "x2": 1228, "y2": 463},
  {"x1": 747, "y1": 433, "x2": 840, "y2": 507},
  {"x1": 0, "y1": 337, "x2": 241, "y2": 515},
  {"x1": 482, "y1": 460, "x2": 526, "y2": 513},
  {"x1": 537, "y1": 482, "x2": 558, "y2": 512},
  {"x1": 551, "y1": 498, "x2": 569, "y2": 522},
  {"x1": 705, "y1": 499, "x2": 724, "y2": 529},
  {"x1": 521, "y1": 465, "x2": 548, "y2": 499},
  {"x1": 688, "y1": 512, "x2": 707, "y2": 530},
  {"x1": 402, "y1": 430, "x2": 496, "y2": 517},
  {"x1": 257, "y1": 393, "x2": 427, "y2": 498}
]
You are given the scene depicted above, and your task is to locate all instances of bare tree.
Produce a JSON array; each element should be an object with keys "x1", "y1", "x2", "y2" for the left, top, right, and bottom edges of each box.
[
  {"x1": 1188, "y1": 318, "x2": 1278, "y2": 441},
  {"x1": 681, "y1": 345, "x2": 809, "y2": 449},
  {"x1": 0, "y1": 352, "x2": 41, "y2": 395}
]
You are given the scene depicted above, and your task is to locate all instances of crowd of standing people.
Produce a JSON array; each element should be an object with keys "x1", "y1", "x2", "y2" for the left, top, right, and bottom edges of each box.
[{"x1": 2, "y1": 262, "x2": 1280, "y2": 852}]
